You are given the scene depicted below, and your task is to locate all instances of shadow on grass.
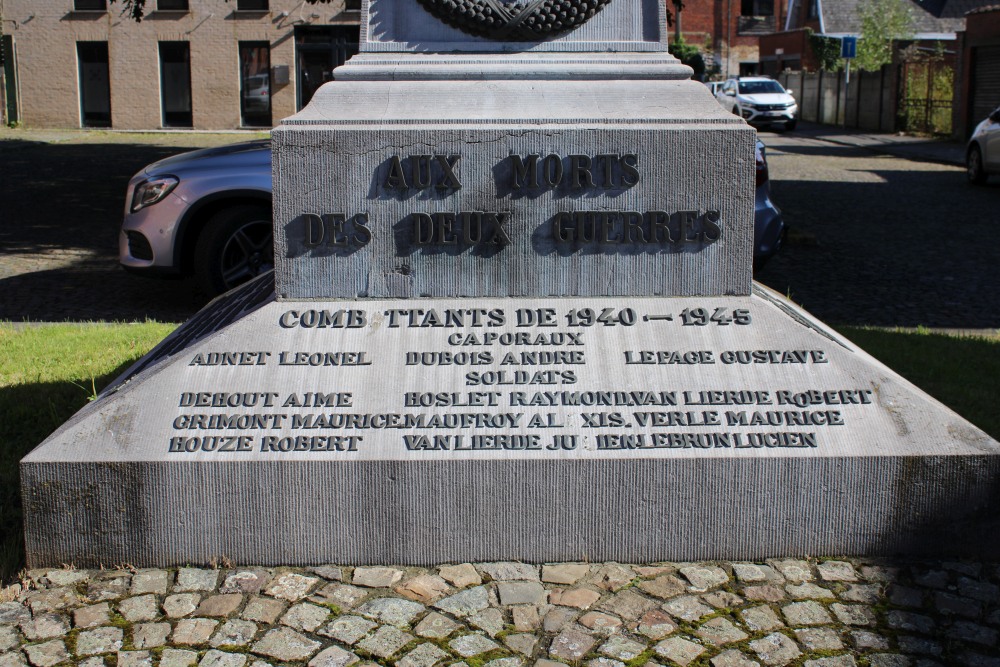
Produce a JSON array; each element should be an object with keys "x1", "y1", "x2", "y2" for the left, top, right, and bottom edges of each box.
[
  {"x1": 0, "y1": 358, "x2": 139, "y2": 584},
  {"x1": 838, "y1": 326, "x2": 1000, "y2": 440}
]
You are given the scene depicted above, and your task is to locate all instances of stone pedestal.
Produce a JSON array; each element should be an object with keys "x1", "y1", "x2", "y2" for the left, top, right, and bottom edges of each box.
[{"x1": 20, "y1": 0, "x2": 1000, "y2": 566}]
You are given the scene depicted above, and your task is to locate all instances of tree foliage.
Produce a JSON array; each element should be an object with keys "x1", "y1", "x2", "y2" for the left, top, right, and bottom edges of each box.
[
  {"x1": 856, "y1": 0, "x2": 913, "y2": 71},
  {"x1": 808, "y1": 30, "x2": 843, "y2": 71},
  {"x1": 668, "y1": 37, "x2": 705, "y2": 81}
]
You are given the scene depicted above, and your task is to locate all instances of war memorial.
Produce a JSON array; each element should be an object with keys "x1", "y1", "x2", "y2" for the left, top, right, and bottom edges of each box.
[{"x1": 20, "y1": 0, "x2": 1000, "y2": 568}]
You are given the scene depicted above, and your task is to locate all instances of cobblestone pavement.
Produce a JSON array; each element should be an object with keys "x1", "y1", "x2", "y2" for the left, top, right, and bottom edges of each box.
[
  {"x1": 1, "y1": 559, "x2": 998, "y2": 667},
  {"x1": 754, "y1": 128, "x2": 1000, "y2": 330}
]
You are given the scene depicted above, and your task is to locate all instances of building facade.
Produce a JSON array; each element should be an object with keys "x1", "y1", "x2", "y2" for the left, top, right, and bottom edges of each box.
[
  {"x1": 0, "y1": 0, "x2": 361, "y2": 129},
  {"x1": 673, "y1": 0, "x2": 789, "y2": 79}
]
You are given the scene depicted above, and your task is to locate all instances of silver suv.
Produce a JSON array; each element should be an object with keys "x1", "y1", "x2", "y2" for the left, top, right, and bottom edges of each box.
[
  {"x1": 119, "y1": 140, "x2": 272, "y2": 296},
  {"x1": 716, "y1": 77, "x2": 798, "y2": 131},
  {"x1": 120, "y1": 139, "x2": 785, "y2": 295}
]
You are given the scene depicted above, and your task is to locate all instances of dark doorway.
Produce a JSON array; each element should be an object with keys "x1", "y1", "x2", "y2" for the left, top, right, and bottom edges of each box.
[
  {"x1": 77, "y1": 42, "x2": 111, "y2": 127},
  {"x1": 239, "y1": 42, "x2": 271, "y2": 127},
  {"x1": 159, "y1": 41, "x2": 192, "y2": 127},
  {"x1": 295, "y1": 25, "x2": 359, "y2": 110}
]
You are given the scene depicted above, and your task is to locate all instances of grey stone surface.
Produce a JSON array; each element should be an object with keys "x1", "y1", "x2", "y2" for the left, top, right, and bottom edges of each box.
[
  {"x1": 131, "y1": 570, "x2": 170, "y2": 595},
  {"x1": 311, "y1": 584, "x2": 368, "y2": 609},
  {"x1": 396, "y1": 575, "x2": 451, "y2": 603},
  {"x1": 653, "y1": 637, "x2": 705, "y2": 666},
  {"x1": 252, "y1": 627, "x2": 322, "y2": 661},
  {"x1": 414, "y1": 612, "x2": 458, "y2": 639},
  {"x1": 711, "y1": 650, "x2": 761, "y2": 667},
  {"x1": 280, "y1": 603, "x2": 329, "y2": 632},
  {"x1": 450, "y1": 633, "x2": 500, "y2": 657},
  {"x1": 199, "y1": 650, "x2": 248, "y2": 667},
  {"x1": 0, "y1": 652, "x2": 27, "y2": 667},
  {"x1": 160, "y1": 649, "x2": 200, "y2": 667},
  {"x1": 542, "y1": 564, "x2": 591, "y2": 585},
  {"x1": 504, "y1": 634, "x2": 538, "y2": 656},
  {"x1": 211, "y1": 619, "x2": 259, "y2": 647},
  {"x1": 732, "y1": 564, "x2": 783, "y2": 584},
  {"x1": 434, "y1": 587, "x2": 490, "y2": 618},
  {"x1": 498, "y1": 583, "x2": 547, "y2": 606},
  {"x1": 480, "y1": 563, "x2": 539, "y2": 582},
  {"x1": 0, "y1": 627, "x2": 17, "y2": 653},
  {"x1": 697, "y1": 617, "x2": 749, "y2": 646},
  {"x1": 173, "y1": 618, "x2": 220, "y2": 646},
  {"x1": 599, "y1": 636, "x2": 647, "y2": 661},
  {"x1": 439, "y1": 565, "x2": 482, "y2": 589},
  {"x1": 581, "y1": 611, "x2": 624, "y2": 634},
  {"x1": 638, "y1": 575, "x2": 687, "y2": 600},
  {"x1": 741, "y1": 605, "x2": 784, "y2": 632},
  {"x1": 786, "y1": 583, "x2": 835, "y2": 600},
  {"x1": 18, "y1": 613, "x2": 68, "y2": 641},
  {"x1": 680, "y1": 566, "x2": 730, "y2": 591},
  {"x1": 803, "y1": 657, "x2": 855, "y2": 667},
  {"x1": 242, "y1": 597, "x2": 286, "y2": 625},
  {"x1": 636, "y1": 609, "x2": 677, "y2": 639},
  {"x1": 320, "y1": 615, "x2": 378, "y2": 644},
  {"x1": 264, "y1": 574, "x2": 319, "y2": 601},
  {"x1": 353, "y1": 567, "x2": 404, "y2": 588},
  {"x1": 176, "y1": 569, "x2": 219, "y2": 593},
  {"x1": 469, "y1": 608, "x2": 505, "y2": 637},
  {"x1": 356, "y1": 597, "x2": 425, "y2": 625},
  {"x1": 164, "y1": 594, "x2": 201, "y2": 619},
  {"x1": 309, "y1": 645, "x2": 360, "y2": 667},
  {"x1": 0, "y1": 604, "x2": 30, "y2": 626},
  {"x1": 22, "y1": 641, "x2": 67, "y2": 667},
  {"x1": 663, "y1": 595, "x2": 714, "y2": 622},
  {"x1": 398, "y1": 643, "x2": 448, "y2": 667},
  {"x1": 831, "y1": 604, "x2": 876, "y2": 626},
  {"x1": 134, "y1": 622, "x2": 172, "y2": 649},
  {"x1": 598, "y1": 590, "x2": 656, "y2": 620},
  {"x1": 795, "y1": 627, "x2": 844, "y2": 650},
  {"x1": 748, "y1": 633, "x2": 801, "y2": 666},
  {"x1": 356, "y1": 626, "x2": 413, "y2": 658},
  {"x1": 549, "y1": 628, "x2": 596, "y2": 661},
  {"x1": 782, "y1": 600, "x2": 833, "y2": 626},
  {"x1": 221, "y1": 570, "x2": 271, "y2": 595},
  {"x1": 817, "y1": 562, "x2": 858, "y2": 582},
  {"x1": 120, "y1": 651, "x2": 155, "y2": 667},
  {"x1": 550, "y1": 588, "x2": 601, "y2": 609},
  {"x1": 76, "y1": 626, "x2": 124, "y2": 656},
  {"x1": 120, "y1": 594, "x2": 161, "y2": 622}
]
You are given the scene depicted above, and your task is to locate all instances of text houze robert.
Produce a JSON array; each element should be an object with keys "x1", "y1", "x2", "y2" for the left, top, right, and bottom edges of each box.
[{"x1": 298, "y1": 152, "x2": 723, "y2": 250}]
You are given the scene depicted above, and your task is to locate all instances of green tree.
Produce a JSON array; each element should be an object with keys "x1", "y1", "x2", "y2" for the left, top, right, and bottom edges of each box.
[
  {"x1": 669, "y1": 37, "x2": 706, "y2": 81},
  {"x1": 856, "y1": 0, "x2": 914, "y2": 71}
]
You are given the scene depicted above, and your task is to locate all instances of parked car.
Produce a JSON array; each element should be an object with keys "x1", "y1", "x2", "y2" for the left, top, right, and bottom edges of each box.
[
  {"x1": 705, "y1": 81, "x2": 723, "y2": 96},
  {"x1": 120, "y1": 139, "x2": 785, "y2": 295},
  {"x1": 753, "y1": 138, "x2": 786, "y2": 270},
  {"x1": 967, "y1": 105, "x2": 1000, "y2": 185},
  {"x1": 716, "y1": 76, "x2": 798, "y2": 131},
  {"x1": 119, "y1": 140, "x2": 272, "y2": 296}
]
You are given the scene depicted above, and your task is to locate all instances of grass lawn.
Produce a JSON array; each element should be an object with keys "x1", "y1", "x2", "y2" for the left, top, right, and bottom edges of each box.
[
  {"x1": 0, "y1": 322, "x2": 176, "y2": 584},
  {"x1": 0, "y1": 322, "x2": 997, "y2": 584}
]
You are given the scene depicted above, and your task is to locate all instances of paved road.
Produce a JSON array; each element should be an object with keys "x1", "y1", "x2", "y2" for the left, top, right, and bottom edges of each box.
[
  {"x1": 1, "y1": 128, "x2": 997, "y2": 327},
  {"x1": 755, "y1": 128, "x2": 1000, "y2": 329}
]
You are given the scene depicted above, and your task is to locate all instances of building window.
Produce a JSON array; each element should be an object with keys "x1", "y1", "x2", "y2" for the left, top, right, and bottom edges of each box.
[
  {"x1": 345, "y1": 0, "x2": 362, "y2": 11},
  {"x1": 157, "y1": 0, "x2": 189, "y2": 10},
  {"x1": 74, "y1": 0, "x2": 107, "y2": 10},
  {"x1": 295, "y1": 26, "x2": 360, "y2": 110},
  {"x1": 236, "y1": 0, "x2": 269, "y2": 10},
  {"x1": 741, "y1": 0, "x2": 774, "y2": 16},
  {"x1": 807, "y1": 0, "x2": 819, "y2": 19},
  {"x1": 77, "y1": 42, "x2": 111, "y2": 127},
  {"x1": 159, "y1": 42, "x2": 192, "y2": 127},
  {"x1": 239, "y1": 42, "x2": 272, "y2": 127}
]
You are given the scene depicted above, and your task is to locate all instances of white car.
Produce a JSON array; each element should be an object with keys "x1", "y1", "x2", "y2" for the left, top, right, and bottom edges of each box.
[
  {"x1": 717, "y1": 77, "x2": 798, "y2": 131},
  {"x1": 967, "y1": 105, "x2": 1000, "y2": 185}
]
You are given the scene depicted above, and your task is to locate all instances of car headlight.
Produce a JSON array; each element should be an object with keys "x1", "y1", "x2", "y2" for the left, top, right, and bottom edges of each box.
[{"x1": 131, "y1": 176, "x2": 179, "y2": 212}]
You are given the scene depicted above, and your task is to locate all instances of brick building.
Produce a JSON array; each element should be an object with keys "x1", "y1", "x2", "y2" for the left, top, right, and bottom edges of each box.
[
  {"x1": 0, "y1": 0, "x2": 361, "y2": 129},
  {"x1": 671, "y1": 0, "x2": 790, "y2": 79}
]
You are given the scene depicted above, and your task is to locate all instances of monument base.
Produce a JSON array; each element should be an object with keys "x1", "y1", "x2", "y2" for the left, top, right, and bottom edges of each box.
[{"x1": 21, "y1": 276, "x2": 1000, "y2": 567}]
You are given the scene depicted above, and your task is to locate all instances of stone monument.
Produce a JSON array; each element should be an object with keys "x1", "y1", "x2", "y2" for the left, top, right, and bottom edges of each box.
[{"x1": 21, "y1": 0, "x2": 1000, "y2": 566}]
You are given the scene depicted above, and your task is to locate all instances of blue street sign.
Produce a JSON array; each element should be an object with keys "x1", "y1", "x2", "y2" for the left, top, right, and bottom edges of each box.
[{"x1": 841, "y1": 36, "x2": 857, "y2": 59}]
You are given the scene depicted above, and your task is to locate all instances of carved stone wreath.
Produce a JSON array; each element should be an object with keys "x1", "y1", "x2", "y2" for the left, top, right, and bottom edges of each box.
[{"x1": 415, "y1": 0, "x2": 615, "y2": 40}]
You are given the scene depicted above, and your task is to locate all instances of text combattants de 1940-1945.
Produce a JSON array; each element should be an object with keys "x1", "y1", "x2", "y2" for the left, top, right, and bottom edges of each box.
[
  {"x1": 297, "y1": 153, "x2": 723, "y2": 250},
  {"x1": 166, "y1": 303, "x2": 880, "y2": 457}
]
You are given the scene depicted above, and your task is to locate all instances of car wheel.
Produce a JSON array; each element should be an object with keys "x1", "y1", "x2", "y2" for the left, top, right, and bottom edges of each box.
[
  {"x1": 194, "y1": 204, "x2": 273, "y2": 297},
  {"x1": 967, "y1": 144, "x2": 988, "y2": 185},
  {"x1": 784, "y1": 119, "x2": 797, "y2": 131}
]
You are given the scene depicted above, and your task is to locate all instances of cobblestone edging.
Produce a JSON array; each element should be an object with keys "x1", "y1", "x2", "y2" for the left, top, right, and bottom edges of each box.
[{"x1": 1, "y1": 559, "x2": 998, "y2": 667}]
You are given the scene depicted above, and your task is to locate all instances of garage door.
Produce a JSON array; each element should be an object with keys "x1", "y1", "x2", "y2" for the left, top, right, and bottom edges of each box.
[{"x1": 972, "y1": 45, "x2": 1000, "y2": 124}]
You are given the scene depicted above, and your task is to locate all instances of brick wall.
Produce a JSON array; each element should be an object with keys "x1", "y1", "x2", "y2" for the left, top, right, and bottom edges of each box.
[
  {"x1": 674, "y1": 0, "x2": 788, "y2": 79},
  {"x1": 3, "y1": 0, "x2": 359, "y2": 130}
]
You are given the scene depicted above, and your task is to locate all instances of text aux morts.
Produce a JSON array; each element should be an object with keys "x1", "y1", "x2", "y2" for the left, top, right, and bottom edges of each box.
[{"x1": 295, "y1": 152, "x2": 723, "y2": 250}]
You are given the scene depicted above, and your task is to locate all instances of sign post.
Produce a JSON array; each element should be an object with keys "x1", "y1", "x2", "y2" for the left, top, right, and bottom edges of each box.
[{"x1": 841, "y1": 36, "x2": 857, "y2": 127}]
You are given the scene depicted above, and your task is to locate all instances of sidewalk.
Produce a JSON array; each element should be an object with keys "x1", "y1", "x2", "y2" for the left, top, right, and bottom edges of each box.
[{"x1": 789, "y1": 121, "x2": 966, "y2": 167}]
